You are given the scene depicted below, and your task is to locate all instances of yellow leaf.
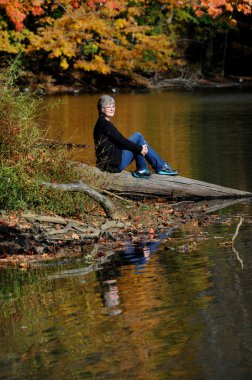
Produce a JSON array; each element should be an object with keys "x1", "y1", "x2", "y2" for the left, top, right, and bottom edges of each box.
[
  {"x1": 114, "y1": 18, "x2": 127, "y2": 29},
  {"x1": 53, "y1": 47, "x2": 62, "y2": 58},
  {"x1": 94, "y1": 55, "x2": 104, "y2": 63},
  {"x1": 60, "y1": 57, "x2": 69, "y2": 70}
]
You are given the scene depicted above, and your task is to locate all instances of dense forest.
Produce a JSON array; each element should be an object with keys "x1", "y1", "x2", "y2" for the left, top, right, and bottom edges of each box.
[{"x1": 0, "y1": 0, "x2": 252, "y2": 91}]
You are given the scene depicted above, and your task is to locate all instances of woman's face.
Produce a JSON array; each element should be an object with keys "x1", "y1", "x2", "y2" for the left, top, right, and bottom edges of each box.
[{"x1": 102, "y1": 103, "x2": 116, "y2": 119}]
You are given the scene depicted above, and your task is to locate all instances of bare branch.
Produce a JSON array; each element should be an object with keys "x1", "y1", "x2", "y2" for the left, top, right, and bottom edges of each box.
[
  {"x1": 232, "y1": 217, "x2": 244, "y2": 269},
  {"x1": 41, "y1": 181, "x2": 115, "y2": 218}
]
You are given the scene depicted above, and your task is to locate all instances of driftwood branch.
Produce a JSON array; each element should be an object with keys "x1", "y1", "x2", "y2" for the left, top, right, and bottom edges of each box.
[
  {"x1": 232, "y1": 217, "x2": 244, "y2": 269},
  {"x1": 41, "y1": 181, "x2": 115, "y2": 218},
  {"x1": 30, "y1": 219, "x2": 124, "y2": 242},
  {"x1": 0, "y1": 214, "x2": 126, "y2": 253},
  {"x1": 232, "y1": 217, "x2": 244, "y2": 245},
  {"x1": 20, "y1": 214, "x2": 103, "y2": 241}
]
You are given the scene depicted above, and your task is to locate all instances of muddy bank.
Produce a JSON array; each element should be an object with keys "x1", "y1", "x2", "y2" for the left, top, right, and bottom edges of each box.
[{"x1": 0, "y1": 197, "x2": 248, "y2": 268}]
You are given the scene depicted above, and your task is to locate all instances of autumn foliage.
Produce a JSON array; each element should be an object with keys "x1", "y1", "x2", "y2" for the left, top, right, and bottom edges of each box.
[
  {"x1": 0, "y1": 0, "x2": 44, "y2": 31},
  {"x1": 0, "y1": 0, "x2": 251, "y2": 78}
]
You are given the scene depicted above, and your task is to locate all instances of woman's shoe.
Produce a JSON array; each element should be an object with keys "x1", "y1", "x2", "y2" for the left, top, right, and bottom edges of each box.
[
  {"x1": 132, "y1": 169, "x2": 151, "y2": 179},
  {"x1": 156, "y1": 163, "x2": 178, "y2": 176}
]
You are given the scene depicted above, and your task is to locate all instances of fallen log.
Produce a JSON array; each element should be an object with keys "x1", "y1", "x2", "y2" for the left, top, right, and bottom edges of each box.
[{"x1": 78, "y1": 164, "x2": 252, "y2": 200}]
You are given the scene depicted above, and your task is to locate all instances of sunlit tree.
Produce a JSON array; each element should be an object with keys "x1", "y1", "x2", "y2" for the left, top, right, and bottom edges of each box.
[{"x1": 0, "y1": 0, "x2": 251, "y2": 77}]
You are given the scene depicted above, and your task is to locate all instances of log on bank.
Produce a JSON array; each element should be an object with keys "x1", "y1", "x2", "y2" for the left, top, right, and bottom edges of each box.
[{"x1": 79, "y1": 164, "x2": 252, "y2": 200}]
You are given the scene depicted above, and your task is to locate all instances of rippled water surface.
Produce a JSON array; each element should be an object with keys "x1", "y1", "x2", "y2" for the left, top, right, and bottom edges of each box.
[{"x1": 1, "y1": 90, "x2": 252, "y2": 379}]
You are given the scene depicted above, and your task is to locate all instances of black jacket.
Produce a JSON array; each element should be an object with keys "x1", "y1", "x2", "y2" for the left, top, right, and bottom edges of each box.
[{"x1": 93, "y1": 116, "x2": 142, "y2": 172}]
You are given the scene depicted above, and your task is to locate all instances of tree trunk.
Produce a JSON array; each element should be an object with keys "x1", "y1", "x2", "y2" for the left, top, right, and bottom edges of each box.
[{"x1": 78, "y1": 164, "x2": 252, "y2": 200}]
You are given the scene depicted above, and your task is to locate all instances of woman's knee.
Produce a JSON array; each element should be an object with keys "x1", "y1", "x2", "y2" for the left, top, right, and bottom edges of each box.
[
  {"x1": 129, "y1": 132, "x2": 144, "y2": 143},
  {"x1": 135, "y1": 132, "x2": 143, "y2": 139}
]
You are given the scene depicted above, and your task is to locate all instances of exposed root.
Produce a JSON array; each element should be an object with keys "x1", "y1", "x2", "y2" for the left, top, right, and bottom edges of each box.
[{"x1": 41, "y1": 180, "x2": 115, "y2": 218}]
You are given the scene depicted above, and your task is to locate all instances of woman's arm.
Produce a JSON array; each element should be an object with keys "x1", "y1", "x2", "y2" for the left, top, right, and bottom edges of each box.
[{"x1": 105, "y1": 121, "x2": 142, "y2": 153}]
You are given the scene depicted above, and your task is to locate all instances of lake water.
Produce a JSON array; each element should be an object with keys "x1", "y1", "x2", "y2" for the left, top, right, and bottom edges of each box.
[
  {"x1": 1, "y1": 89, "x2": 252, "y2": 379},
  {"x1": 40, "y1": 89, "x2": 252, "y2": 190}
]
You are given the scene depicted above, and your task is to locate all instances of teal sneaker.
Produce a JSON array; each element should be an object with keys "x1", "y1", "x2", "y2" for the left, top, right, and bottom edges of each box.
[
  {"x1": 132, "y1": 169, "x2": 151, "y2": 179},
  {"x1": 156, "y1": 163, "x2": 178, "y2": 176}
]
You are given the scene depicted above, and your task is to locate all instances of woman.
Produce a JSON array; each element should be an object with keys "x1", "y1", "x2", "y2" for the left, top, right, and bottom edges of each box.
[{"x1": 93, "y1": 95, "x2": 178, "y2": 178}]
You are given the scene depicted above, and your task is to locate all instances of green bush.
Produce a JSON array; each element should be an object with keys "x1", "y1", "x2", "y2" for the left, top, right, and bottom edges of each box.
[
  {"x1": 0, "y1": 164, "x2": 44, "y2": 210},
  {"x1": 0, "y1": 59, "x2": 91, "y2": 216}
]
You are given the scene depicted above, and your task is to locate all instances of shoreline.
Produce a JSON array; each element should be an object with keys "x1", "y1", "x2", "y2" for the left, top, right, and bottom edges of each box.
[
  {"x1": 0, "y1": 197, "x2": 248, "y2": 269},
  {"x1": 21, "y1": 75, "x2": 252, "y2": 96}
]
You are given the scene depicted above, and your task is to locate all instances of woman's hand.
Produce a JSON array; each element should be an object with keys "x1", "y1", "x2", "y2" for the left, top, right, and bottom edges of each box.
[{"x1": 141, "y1": 144, "x2": 148, "y2": 156}]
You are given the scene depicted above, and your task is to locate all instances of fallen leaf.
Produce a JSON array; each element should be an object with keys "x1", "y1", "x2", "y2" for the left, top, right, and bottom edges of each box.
[
  {"x1": 19, "y1": 262, "x2": 29, "y2": 269},
  {"x1": 19, "y1": 223, "x2": 31, "y2": 230},
  {"x1": 71, "y1": 233, "x2": 80, "y2": 239}
]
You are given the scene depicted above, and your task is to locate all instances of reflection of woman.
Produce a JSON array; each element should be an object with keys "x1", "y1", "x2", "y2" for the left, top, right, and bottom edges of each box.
[
  {"x1": 93, "y1": 95, "x2": 178, "y2": 178},
  {"x1": 122, "y1": 230, "x2": 172, "y2": 270},
  {"x1": 103, "y1": 279, "x2": 122, "y2": 316},
  {"x1": 98, "y1": 230, "x2": 172, "y2": 315}
]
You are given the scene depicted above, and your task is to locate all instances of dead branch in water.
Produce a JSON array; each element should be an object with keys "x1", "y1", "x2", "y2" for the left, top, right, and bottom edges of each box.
[
  {"x1": 232, "y1": 217, "x2": 244, "y2": 245},
  {"x1": 232, "y1": 217, "x2": 244, "y2": 269},
  {"x1": 38, "y1": 138, "x2": 92, "y2": 149}
]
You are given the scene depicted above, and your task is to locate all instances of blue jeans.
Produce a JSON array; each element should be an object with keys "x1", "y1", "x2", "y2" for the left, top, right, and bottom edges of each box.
[{"x1": 118, "y1": 132, "x2": 166, "y2": 172}]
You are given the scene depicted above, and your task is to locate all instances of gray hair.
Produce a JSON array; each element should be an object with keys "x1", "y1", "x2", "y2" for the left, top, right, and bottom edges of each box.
[{"x1": 97, "y1": 95, "x2": 115, "y2": 114}]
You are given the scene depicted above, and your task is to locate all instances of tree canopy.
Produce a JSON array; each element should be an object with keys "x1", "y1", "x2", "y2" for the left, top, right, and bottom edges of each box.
[{"x1": 0, "y1": 0, "x2": 251, "y2": 84}]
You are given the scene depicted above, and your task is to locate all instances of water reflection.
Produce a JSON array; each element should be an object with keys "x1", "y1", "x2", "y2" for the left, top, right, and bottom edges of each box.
[
  {"x1": 1, "y1": 213, "x2": 252, "y2": 378},
  {"x1": 97, "y1": 231, "x2": 172, "y2": 317},
  {"x1": 0, "y1": 226, "x2": 213, "y2": 379}
]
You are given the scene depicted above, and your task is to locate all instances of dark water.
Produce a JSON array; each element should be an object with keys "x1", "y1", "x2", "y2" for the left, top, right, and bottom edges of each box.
[{"x1": 1, "y1": 90, "x2": 252, "y2": 379}]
